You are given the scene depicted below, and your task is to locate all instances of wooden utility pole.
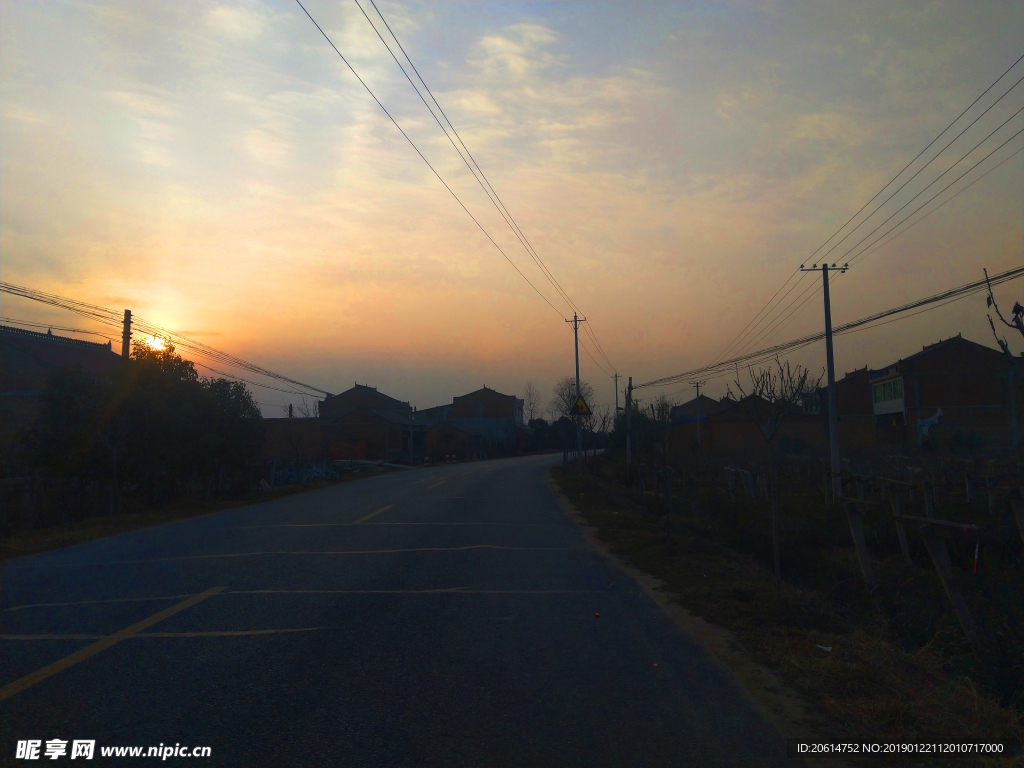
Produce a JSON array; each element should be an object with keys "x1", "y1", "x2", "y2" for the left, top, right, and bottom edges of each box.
[
  {"x1": 566, "y1": 313, "x2": 586, "y2": 477},
  {"x1": 120, "y1": 309, "x2": 132, "y2": 358},
  {"x1": 613, "y1": 372, "x2": 621, "y2": 414},
  {"x1": 626, "y1": 377, "x2": 633, "y2": 486},
  {"x1": 689, "y1": 379, "x2": 707, "y2": 454},
  {"x1": 801, "y1": 262, "x2": 848, "y2": 501}
]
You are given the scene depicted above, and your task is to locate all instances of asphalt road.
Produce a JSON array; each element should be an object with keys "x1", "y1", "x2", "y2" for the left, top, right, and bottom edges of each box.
[{"x1": 1, "y1": 454, "x2": 788, "y2": 766}]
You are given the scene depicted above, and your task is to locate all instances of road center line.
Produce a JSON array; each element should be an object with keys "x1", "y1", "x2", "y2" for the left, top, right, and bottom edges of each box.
[
  {"x1": 7, "y1": 546, "x2": 575, "y2": 568},
  {"x1": 0, "y1": 586, "x2": 226, "y2": 702},
  {"x1": 231, "y1": 522, "x2": 569, "y2": 529},
  {"x1": 5, "y1": 589, "x2": 611, "y2": 611},
  {"x1": 426, "y1": 481, "x2": 445, "y2": 489},
  {"x1": 0, "y1": 628, "x2": 321, "y2": 640},
  {"x1": 352, "y1": 504, "x2": 394, "y2": 524}
]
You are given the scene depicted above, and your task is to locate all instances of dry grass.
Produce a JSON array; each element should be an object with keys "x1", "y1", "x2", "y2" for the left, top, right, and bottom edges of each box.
[{"x1": 551, "y1": 464, "x2": 1023, "y2": 768}]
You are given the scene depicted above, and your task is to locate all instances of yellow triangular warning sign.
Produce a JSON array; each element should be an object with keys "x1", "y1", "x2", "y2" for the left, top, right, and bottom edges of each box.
[{"x1": 569, "y1": 395, "x2": 592, "y2": 416}]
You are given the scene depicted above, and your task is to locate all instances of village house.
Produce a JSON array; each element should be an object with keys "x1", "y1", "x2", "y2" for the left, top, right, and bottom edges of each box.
[
  {"x1": 667, "y1": 333, "x2": 1020, "y2": 467},
  {"x1": 315, "y1": 383, "x2": 426, "y2": 463},
  {"x1": 417, "y1": 386, "x2": 530, "y2": 457},
  {"x1": 864, "y1": 334, "x2": 1019, "y2": 452},
  {"x1": 1, "y1": 325, "x2": 122, "y2": 469}
]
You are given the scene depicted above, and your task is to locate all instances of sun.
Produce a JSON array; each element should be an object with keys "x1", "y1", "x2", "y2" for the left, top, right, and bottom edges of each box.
[{"x1": 147, "y1": 336, "x2": 166, "y2": 351}]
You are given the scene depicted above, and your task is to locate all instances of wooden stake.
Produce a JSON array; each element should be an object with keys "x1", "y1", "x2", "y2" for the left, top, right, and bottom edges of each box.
[
  {"x1": 888, "y1": 486, "x2": 912, "y2": 566},
  {"x1": 923, "y1": 479, "x2": 936, "y2": 520},
  {"x1": 920, "y1": 526, "x2": 980, "y2": 656},
  {"x1": 1010, "y1": 490, "x2": 1024, "y2": 550},
  {"x1": 845, "y1": 501, "x2": 875, "y2": 588}
]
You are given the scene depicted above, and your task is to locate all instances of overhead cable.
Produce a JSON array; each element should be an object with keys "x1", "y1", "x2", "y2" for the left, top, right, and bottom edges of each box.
[
  {"x1": 294, "y1": 0, "x2": 567, "y2": 321},
  {"x1": 635, "y1": 264, "x2": 1024, "y2": 389},
  {"x1": 712, "y1": 51, "x2": 1024, "y2": 365},
  {"x1": 0, "y1": 281, "x2": 330, "y2": 396},
  {"x1": 354, "y1": 0, "x2": 619, "y2": 373}
]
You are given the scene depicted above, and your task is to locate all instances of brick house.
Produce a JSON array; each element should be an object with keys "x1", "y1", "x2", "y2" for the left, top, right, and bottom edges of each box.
[
  {"x1": 318, "y1": 384, "x2": 426, "y2": 462},
  {"x1": 865, "y1": 334, "x2": 1019, "y2": 451},
  {"x1": 418, "y1": 386, "x2": 530, "y2": 454},
  {"x1": 667, "y1": 394, "x2": 828, "y2": 465},
  {"x1": 1, "y1": 325, "x2": 122, "y2": 470}
]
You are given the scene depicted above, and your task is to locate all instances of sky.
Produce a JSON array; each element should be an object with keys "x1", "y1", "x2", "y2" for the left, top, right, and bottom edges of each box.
[{"x1": 2, "y1": 0, "x2": 1023, "y2": 415}]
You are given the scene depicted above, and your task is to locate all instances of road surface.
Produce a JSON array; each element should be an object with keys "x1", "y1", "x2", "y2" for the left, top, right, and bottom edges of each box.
[{"x1": 1, "y1": 454, "x2": 788, "y2": 766}]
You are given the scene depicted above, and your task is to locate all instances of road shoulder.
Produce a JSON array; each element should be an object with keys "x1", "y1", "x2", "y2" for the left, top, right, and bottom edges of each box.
[{"x1": 545, "y1": 470, "x2": 844, "y2": 768}]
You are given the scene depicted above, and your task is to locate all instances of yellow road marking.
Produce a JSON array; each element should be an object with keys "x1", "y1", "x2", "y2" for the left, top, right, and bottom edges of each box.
[
  {"x1": 0, "y1": 628, "x2": 320, "y2": 640},
  {"x1": 352, "y1": 504, "x2": 394, "y2": 524},
  {"x1": 0, "y1": 586, "x2": 226, "y2": 702},
  {"x1": 426, "y1": 481, "x2": 445, "y2": 489}
]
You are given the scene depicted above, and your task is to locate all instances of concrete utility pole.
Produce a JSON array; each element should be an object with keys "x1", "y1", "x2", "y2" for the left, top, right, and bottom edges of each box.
[
  {"x1": 689, "y1": 379, "x2": 707, "y2": 454},
  {"x1": 801, "y1": 262, "x2": 848, "y2": 501},
  {"x1": 121, "y1": 309, "x2": 132, "y2": 358},
  {"x1": 613, "y1": 372, "x2": 621, "y2": 413},
  {"x1": 566, "y1": 312, "x2": 586, "y2": 477},
  {"x1": 626, "y1": 377, "x2": 633, "y2": 485}
]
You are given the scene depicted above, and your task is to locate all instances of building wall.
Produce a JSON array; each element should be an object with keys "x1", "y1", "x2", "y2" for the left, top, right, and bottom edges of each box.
[
  {"x1": 883, "y1": 339, "x2": 1017, "y2": 450},
  {"x1": 426, "y1": 423, "x2": 481, "y2": 461},
  {"x1": 319, "y1": 385, "x2": 412, "y2": 420},
  {"x1": 452, "y1": 388, "x2": 524, "y2": 422}
]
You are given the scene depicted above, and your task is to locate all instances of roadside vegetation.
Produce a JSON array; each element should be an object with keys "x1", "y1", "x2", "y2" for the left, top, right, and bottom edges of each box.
[
  {"x1": 0, "y1": 341, "x2": 376, "y2": 561},
  {"x1": 551, "y1": 413, "x2": 1023, "y2": 767}
]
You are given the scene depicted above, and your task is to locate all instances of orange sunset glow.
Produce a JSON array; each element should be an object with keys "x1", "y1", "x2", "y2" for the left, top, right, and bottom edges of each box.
[{"x1": 2, "y1": 1, "x2": 1022, "y2": 412}]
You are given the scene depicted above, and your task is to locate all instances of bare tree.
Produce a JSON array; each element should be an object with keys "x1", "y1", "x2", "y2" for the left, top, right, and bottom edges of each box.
[
  {"x1": 593, "y1": 405, "x2": 613, "y2": 437},
  {"x1": 549, "y1": 376, "x2": 595, "y2": 420},
  {"x1": 734, "y1": 359, "x2": 823, "y2": 592},
  {"x1": 523, "y1": 381, "x2": 542, "y2": 422},
  {"x1": 984, "y1": 268, "x2": 1024, "y2": 362},
  {"x1": 652, "y1": 393, "x2": 675, "y2": 424}
]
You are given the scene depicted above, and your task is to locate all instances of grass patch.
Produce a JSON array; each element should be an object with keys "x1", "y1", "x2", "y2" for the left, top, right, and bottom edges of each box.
[{"x1": 550, "y1": 464, "x2": 1022, "y2": 767}]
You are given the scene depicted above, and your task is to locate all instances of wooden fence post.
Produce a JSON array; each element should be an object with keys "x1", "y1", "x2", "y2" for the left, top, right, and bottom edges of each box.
[
  {"x1": 887, "y1": 486, "x2": 912, "y2": 566},
  {"x1": 665, "y1": 467, "x2": 673, "y2": 538},
  {"x1": 1010, "y1": 489, "x2": 1024, "y2": 549},
  {"x1": 923, "y1": 479, "x2": 937, "y2": 519},
  {"x1": 919, "y1": 525, "x2": 980, "y2": 656},
  {"x1": 844, "y1": 500, "x2": 875, "y2": 588},
  {"x1": 986, "y1": 464, "x2": 994, "y2": 517}
]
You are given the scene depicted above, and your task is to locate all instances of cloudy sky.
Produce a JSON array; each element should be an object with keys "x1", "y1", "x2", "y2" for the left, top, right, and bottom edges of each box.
[{"x1": 2, "y1": 0, "x2": 1023, "y2": 413}]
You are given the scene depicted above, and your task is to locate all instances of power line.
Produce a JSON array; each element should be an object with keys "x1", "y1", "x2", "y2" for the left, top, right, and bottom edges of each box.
[
  {"x1": 814, "y1": 71, "x2": 1024, "y2": 267},
  {"x1": 353, "y1": 0, "x2": 619, "y2": 373},
  {"x1": 294, "y1": 0, "x2": 567, "y2": 321},
  {"x1": 0, "y1": 317, "x2": 118, "y2": 342},
  {"x1": 712, "y1": 51, "x2": 1024, "y2": 366},
  {"x1": 0, "y1": 281, "x2": 330, "y2": 396},
  {"x1": 635, "y1": 264, "x2": 1024, "y2": 389},
  {"x1": 732, "y1": 125, "x2": 1024, "y2": 359},
  {"x1": 191, "y1": 362, "x2": 321, "y2": 397}
]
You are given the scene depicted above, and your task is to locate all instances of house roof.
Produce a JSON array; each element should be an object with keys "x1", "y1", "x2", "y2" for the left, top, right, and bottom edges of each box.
[
  {"x1": 322, "y1": 405, "x2": 419, "y2": 427},
  {"x1": 868, "y1": 334, "x2": 1005, "y2": 380},
  {"x1": 670, "y1": 394, "x2": 732, "y2": 423},
  {"x1": 1, "y1": 324, "x2": 121, "y2": 391},
  {"x1": 454, "y1": 386, "x2": 520, "y2": 402},
  {"x1": 321, "y1": 383, "x2": 411, "y2": 411}
]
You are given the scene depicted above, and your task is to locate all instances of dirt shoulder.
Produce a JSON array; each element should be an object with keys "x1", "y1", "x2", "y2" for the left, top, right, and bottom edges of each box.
[{"x1": 547, "y1": 466, "x2": 1021, "y2": 768}]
